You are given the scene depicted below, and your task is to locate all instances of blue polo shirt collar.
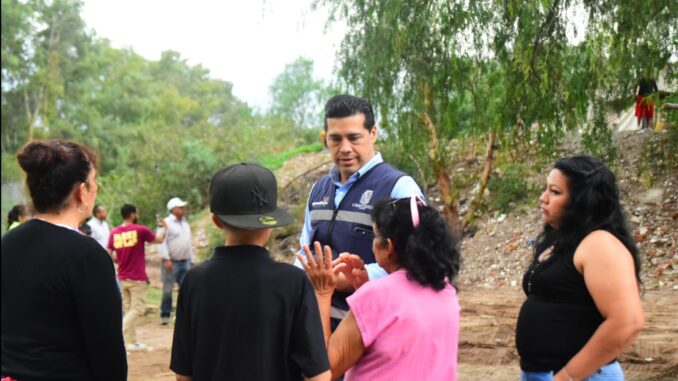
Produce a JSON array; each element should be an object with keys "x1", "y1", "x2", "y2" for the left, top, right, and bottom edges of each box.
[{"x1": 329, "y1": 152, "x2": 383, "y2": 186}]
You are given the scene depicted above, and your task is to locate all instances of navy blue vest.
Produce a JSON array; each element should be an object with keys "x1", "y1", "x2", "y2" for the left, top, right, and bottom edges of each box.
[{"x1": 307, "y1": 162, "x2": 406, "y2": 310}]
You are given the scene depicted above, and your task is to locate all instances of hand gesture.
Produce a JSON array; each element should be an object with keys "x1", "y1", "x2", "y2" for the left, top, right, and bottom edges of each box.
[
  {"x1": 297, "y1": 241, "x2": 338, "y2": 296},
  {"x1": 335, "y1": 253, "x2": 369, "y2": 290},
  {"x1": 163, "y1": 259, "x2": 173, "y2": 271}
]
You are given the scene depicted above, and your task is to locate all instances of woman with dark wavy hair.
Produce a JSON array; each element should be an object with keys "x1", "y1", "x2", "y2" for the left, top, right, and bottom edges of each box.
[
  {"x1": 516, "y1": 155, "x2": 644, "y2": 381},
  {"x1": 1, "y1": 140, "x2": 126, "y2": 380},
  {"x1": 298, "y1": 195, "x2": 461, "y2": 380}
]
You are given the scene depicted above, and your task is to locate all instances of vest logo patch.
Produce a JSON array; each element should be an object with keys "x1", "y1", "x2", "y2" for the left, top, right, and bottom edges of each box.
[
  {"x1": 359, "y1": 190, "x2": 373, "y2": 205},
  {"x1": 352, "y1": 190, "x2": 374, "y2": 210},
  {"x1": 312, "y1": 196, "x2": 330, "y2": 208}
]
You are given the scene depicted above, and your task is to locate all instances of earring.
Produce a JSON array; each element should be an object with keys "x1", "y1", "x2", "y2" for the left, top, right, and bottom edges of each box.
[{"x1": 78, "y1": 202, "x2": 89, "y2": 214}]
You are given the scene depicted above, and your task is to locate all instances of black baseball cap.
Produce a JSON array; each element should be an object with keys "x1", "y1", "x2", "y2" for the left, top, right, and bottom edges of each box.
[{"x1": 210, "y1": 163, "x2": 292, "y2": 229}]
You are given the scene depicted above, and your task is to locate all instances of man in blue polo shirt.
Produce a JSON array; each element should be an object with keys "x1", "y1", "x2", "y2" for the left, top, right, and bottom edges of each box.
[{"x1": 295, "y1": 94, "x2": 424, "y2": 329}]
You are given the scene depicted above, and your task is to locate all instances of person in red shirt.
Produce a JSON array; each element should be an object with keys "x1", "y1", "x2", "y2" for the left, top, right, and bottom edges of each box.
[
  {"x1": 635, "y1": 77, "x2": 658, "y2": 130},
  {"x1": 108, "y1": 203, "x2": 167, "y2": 351}
]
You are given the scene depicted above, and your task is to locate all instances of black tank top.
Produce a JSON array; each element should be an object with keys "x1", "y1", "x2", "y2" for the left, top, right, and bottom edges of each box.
[{"x1": 515, "y1": 250, "x2": 605, "y2": 372}]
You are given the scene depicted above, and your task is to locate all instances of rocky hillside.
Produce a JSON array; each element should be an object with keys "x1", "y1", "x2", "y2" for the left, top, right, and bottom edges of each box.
[{"x1": 458, "y1": 130, "x2": 677, "y2": 291}]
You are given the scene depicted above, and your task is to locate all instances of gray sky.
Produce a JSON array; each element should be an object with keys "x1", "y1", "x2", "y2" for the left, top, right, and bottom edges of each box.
[{"x1": 81, "y1": 0, "x2": 345, "y2": 110}]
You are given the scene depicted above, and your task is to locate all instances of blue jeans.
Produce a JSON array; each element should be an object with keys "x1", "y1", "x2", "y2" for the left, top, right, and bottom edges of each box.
[
  {"x1": 521, "y1": 361, "x2": 623, "y2": 381},
  {"x1": 160, "y1": 259, "x2": 190, "y2": 318}
]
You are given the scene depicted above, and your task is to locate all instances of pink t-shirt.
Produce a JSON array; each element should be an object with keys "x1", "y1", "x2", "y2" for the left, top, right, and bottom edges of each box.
[
  {"x1": 346, "y1": 270, "x2": 460, "y2": 381},
  {"x1": 107, "y1": 224, "x2": 156, "y2": 281}
]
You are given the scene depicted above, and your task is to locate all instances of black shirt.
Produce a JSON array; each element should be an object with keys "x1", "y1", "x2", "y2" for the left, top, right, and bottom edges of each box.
[
  {"x1": 170, "y1": 245, "x2": 329, "y2": 380},
  {"x1": 515, "y1": 251, "x2": 604, "y2": 372},
  {"x1": 1, "y1": 219, "x2": 127, "y2": 380},
  {"x1": 637, "y1": 78, "x2": 658, "y2": 96}
]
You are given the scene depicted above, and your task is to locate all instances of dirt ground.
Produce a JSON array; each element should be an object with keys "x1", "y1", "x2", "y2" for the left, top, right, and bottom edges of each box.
[{"x1": 127, "y1": 286, "x2": 678, "y2": 381}]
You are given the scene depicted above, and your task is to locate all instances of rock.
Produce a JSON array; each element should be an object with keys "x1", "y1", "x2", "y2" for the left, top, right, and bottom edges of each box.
[
  {"x1": 639, "y1": 226, "x2": 648, "y2": 237},
  {"x1": 463, "y1": 155, "x2": 478, "y2": 164},
  {"x1": 631, "y1": 216, "x2": 641, "y2": 224},
  {"x1": 635, "y1": 205, "x2": 650, "y2": 214},
  {"x1": 471, "y1": 183, "x2": 480, "y2": 195},
  {"x1": 504, "y1": 241, "x2": 519, "y2": 253},
  {"x1": 195, "y1": 227, "x2": 208, "y2": 248},
  {"x1": 639, "y1": 188, "x2": 664, "y2": 205}
]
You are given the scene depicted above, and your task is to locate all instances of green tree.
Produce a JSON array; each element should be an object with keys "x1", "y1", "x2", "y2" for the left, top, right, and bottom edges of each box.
[
  {"x1": 1, "y1": 0, "x2": 92, "y2": 152},
  {"x1": 269, "y1": 57, "x2": 329, "y2": 130},
  {"x1": 2, "y1": 0, "x2": 333, "y2": 230},
  {"x1": 320, "y1": 0, "x2": 676, "y2": 230}
]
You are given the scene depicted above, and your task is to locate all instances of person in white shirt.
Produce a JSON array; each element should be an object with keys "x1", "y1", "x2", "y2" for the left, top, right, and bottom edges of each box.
[
  {"x1": 157, "y1": 197, "x2": 194, "y2": 325},
  {"x1": 87, "y1": 204, "x2": 111, "y2": 249}
]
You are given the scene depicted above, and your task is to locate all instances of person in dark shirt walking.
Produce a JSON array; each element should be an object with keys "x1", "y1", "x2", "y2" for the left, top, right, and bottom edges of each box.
[
  {"x1": 1, "y1": 140, "x2": 127, "y2": 381},
  {"x1": 170, "y1": 163, "x2": 330, "y2": 381},
  {"x1": 515, "y1": 155, "x2": 644, "y2": 381}
]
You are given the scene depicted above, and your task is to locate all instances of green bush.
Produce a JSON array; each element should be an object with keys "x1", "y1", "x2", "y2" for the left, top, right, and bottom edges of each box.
[
  {"x1": 488, "y1": 165, "x2": 533, "y2": 213},
  {"x1": 260, "y1": 142, "x2": 323, "y2": 170},
  {"x1": 146, "y1": 287, "x2": 163, "y2": 307},
  {"x1": 535, "y1": 123, "x2": 566, "y2": 159},
  {"x1": 638, "y1": 125, "x2": 678, "y2": 184},
  {"x1": 581, "y1": 103, "x2": 616, "y2": 165},
  {"x1": 1, "y1": 153, "x2": 22, "y2": 184},
  {"x1": 637, "y1": 90, "x2": 678, "y2": 184},
  {"x1": 379, "y1": 137, "x2": 432, "y2": 188}
]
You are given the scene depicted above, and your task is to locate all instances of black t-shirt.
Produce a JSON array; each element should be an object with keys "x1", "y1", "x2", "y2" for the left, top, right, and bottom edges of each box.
[
  {"x1": 1, "y1": 219, "x2": 127, "y2": 380},
  {"x1": 170, "y1": 245, "x2": 329, "y2": 380},
  {"x1": 638, "y1": 78, "x2": 658, "y2": 96},
  {"x1": 515, "y1": 252, "x2": 604, "y2": 372}
]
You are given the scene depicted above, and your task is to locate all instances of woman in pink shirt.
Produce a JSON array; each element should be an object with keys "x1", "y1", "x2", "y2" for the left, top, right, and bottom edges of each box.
[{"x1": 298, "y1": 195, "x2": 461, "y2": 381}]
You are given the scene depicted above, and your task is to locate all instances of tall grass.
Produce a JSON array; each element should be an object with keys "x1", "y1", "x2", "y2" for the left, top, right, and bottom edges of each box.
[{"x1": 260, "y1": 142, "x2": 323, "y2": 170}]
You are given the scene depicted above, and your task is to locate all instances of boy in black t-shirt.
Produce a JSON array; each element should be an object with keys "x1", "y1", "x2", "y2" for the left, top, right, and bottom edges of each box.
[{"x1": 170, "y1": 163, "x2": 330, "y2": 381}]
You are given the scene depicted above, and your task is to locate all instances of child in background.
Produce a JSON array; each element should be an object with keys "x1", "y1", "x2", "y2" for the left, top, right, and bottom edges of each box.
[{"x1": 6, "y1": 204, "x2": 31, "y2": 231}]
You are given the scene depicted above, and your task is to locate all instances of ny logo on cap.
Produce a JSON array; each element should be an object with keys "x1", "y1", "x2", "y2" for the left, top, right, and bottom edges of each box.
[{"x1": 251, "y1": 187, "x2": 268, "y2": 207}]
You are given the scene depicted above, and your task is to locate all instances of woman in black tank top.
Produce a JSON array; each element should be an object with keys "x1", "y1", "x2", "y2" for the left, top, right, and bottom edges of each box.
[{"x1": 515, "y1": 155, "x2": 643, "y2": 381}]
